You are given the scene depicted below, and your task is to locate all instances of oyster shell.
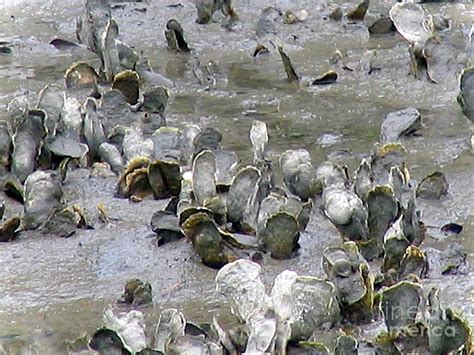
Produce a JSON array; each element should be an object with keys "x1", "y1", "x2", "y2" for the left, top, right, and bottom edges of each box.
[
  {"x1": 226, "y1": 166, "x2": 261, "y2": 230},
  {"x1": 458, "y1": 66, "x2": 474, "y2": 122},
  {"x1": 380, "y1": 108, "x2": 421, "y2": 143},
  {"x1": 259, "y1": 212, "x2": 300, "y2": 259},
  {"x1": 148, "y1": 159, "x2": 182, "y2": 199},
  {"x1": 165, "y1": 19, "x2": 190, "y2": 53},
  {"x1": 182, "y1": 212, "x2": 227, "y2": 268},
  {"x1": 23, "y1": 170, "x2": 62, "y2": 230},
  {"x1": 280, "y1": 149, "x2": 316, "y2": 201},
  {"x1": 389, "y1": 3, "x2": 433, "y2": 45},
  {"x1": 346, "y1": 0, "x2": 369, "y2": 21},
  {"x1": 11, "y1": 109, "x2": 47, "y2": 182},
  {"x1": 192, "y1": 150, "x2": 217, "y2": 206},
  {"x1": 381, "y1": 281, "x2": 425, "y2": 332},
  {"x1": 278, "y1": 46, "x2": 299, "y2": 83},
  {"x1": 415, "y1": 171, "x2": 448, "y2": 199},
  {"x1": 113, "y1": 70, "x2": 140, "y2": 105}
]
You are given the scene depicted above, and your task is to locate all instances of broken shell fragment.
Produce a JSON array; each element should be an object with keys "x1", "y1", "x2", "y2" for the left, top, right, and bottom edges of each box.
[
  {"x1": 457, "y1": 66, "x2": 474, "y2": 122},
  {"x1": 150, "y1": 210, "x2": 184, "y2": 246},
  {"x1": 83, "y1": 97, "x2": 106, "y2": 159},
  {"x1": 278, "y1": 46, "x2": 299, "y2": 83},
  {"x1": 346, "y1": 0, "x2": 369, "y2": 21},
  {"x1": 101, "y1": 18, "x2": 121, "y2": 82},
  {"x1": 154, "y1": 308, "x2": 186, "y2": 353},
  {"x1": 99, "y1": 142, "x2": 124, "y2": 175},
  {"x1": 368, "y1": 16, "x2": 395, "y2": 35},
  {"x1": 311, "y1": 70, "x2": 338, "y2": 86},
  {"x1": 423, "y1": 36, "x2": 465, "y2": 84},
  {"x1": 113, "y1": 70, "x2": 140, "y2": 105},
  {"x1": 122, "y1": 279, "x2": 153, "y2": 306},
  {"x1": 415, "y1": 171, "x2": 448, "y2": 199},
  {"x1": 0, "y1": 217, "x2": 21, "y2": 242},
  {"x1": 250, "y1": 120, "x2": 268, "y2": 162},
  {"x1": 380, "y1": 108, "x2": 421, "y2": 143},
  {"x1": 165, "y1": 19, "x2": 190, "y2": 53},
  {"x1": 41, "y1": 204, "x2": 90, "y2": 238}
]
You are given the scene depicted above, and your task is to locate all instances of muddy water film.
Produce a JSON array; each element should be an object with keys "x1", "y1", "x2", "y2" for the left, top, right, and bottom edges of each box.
[{"x1": 0, "y1": 0, "x2": 473, "y2": 353}]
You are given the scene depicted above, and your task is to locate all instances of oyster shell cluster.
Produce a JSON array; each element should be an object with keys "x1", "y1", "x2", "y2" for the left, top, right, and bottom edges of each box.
[{"x1": 1, "y1": 0, "x2": 473, "y2": 353}]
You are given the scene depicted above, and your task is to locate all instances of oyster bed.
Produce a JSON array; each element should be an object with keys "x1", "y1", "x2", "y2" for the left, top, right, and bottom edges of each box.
[{"x1": 0, "y1": 0, "x2": 473, "y2": 353}]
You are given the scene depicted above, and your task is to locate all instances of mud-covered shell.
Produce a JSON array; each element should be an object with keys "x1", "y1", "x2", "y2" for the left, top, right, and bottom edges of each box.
[
  {"x1": 382, "y1": 217, "x2": 410, "y2": 273},
  {"x1": 41, "y1": 204, "x2": 89, "y2": 238},
  {"x1": 427, "y1": 288, "x2": 472, "y2": 354},
  {"x1": 152, "y1": 126, "x2": 182, "y2": 161},
  {"x1": 381, "y1": 281, "x2": 425, "y2": 332},
  {"x1": 215, "y1": 149, "x2": 239, "y2": 189},
  {"x1": 0, "y1": 217, "x2": 21, "y2": 242},
  {"x1": 259, "y1": 211, "x2": 300, "y2": 259},
  {"x1": 371, "y1": 143, "x2": 407, "y2": 185},
  {"x1": 458, "y1": 66, "x2": 474, "y2": 122},
  {"x1": 389, "y1": 3, "x2": 433, "y2": 45},
  {"x1": 285, "y1": 276, "x2": 340, "y2": 340},
  {"x1": 122, "y1": 127, "x2": 154, "y2": 163},
  {"x1": 398, "y1": 245, "x2": 427, "y2": 279},
  {"x1": 415, "y1": 171, "x2": 448, "y2": 199},
  {"x1": 368, "y1": 16, "x2": 395, "y2": 35},
  {"x1": 181, "y1": 212, "x2": 227, "y2": 268},
  {"x1": 11, "y1": 109, "x2": 48, "y2": 182},
  {"x1": 192, "y1": 150, "x2": 217, "y2": 206},
  {"x1": 151, "y1": 210, "x2": 183, "y2": 246},
  {"x1": 193, "y1": 127, "x2": 222, "y2": 156},
  {"x1": 148, "y1": 159, "x2": 182, "y2": 199}
]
